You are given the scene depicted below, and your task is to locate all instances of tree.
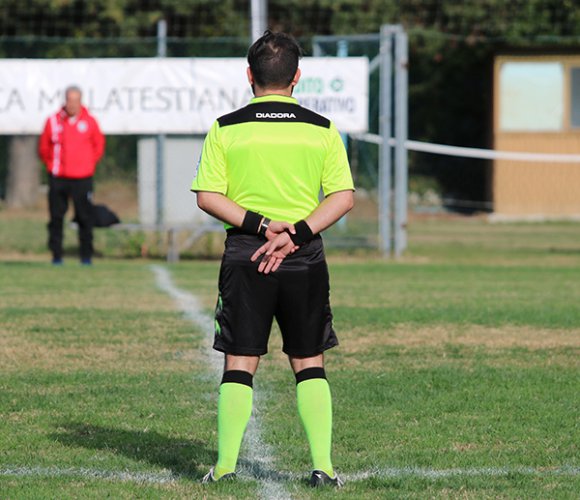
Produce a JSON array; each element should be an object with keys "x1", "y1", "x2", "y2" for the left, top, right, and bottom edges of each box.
[{"x1": 5, "y1": 136, "x2": 40, "y2": 209}]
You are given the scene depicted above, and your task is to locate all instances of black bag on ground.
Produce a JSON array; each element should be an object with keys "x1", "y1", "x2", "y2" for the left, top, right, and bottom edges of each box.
[
  {"x1": 73, "y1": 204, "x2": 120, "y2": 227},
  {"x1": 93, "y1": 204, "x2": 120, "y2": 227}
]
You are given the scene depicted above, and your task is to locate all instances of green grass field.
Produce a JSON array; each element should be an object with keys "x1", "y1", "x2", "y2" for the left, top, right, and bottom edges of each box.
[{"x1": 1, "y1": 216, "x2": 579, "y2": 498}]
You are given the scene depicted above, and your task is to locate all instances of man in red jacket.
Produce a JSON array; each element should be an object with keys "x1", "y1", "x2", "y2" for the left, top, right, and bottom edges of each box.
[{"x1": 39, "y1": 86, "x2": 105, "y2": 265}]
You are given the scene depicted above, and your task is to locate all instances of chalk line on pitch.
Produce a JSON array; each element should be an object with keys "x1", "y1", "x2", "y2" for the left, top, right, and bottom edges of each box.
[
  {"x1": 1, "y1": 465, "x2": 578, "y2": 484},
  {"x1": 344, "y1": 465, "x2": 580, "y2": 480},
  {"x1": 0, "y1": 466, "x2": 179, "y2": 484},
  {"x1": 151, "y1": 265, "x2": 291, "y2": 499}
]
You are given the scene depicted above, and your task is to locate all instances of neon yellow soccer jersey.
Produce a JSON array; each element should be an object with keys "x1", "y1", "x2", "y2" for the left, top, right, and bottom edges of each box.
[{"x1": 191, "y1": 94, "x2": 354, "y2": 225}]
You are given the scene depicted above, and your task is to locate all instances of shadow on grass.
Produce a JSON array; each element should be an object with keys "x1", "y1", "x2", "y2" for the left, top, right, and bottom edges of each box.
[
  {"x1": 50, "y1": 422, "x2": 298, "y2": 484},
  {"x1": 548, "y1": 247, "x2": 580, "y2": 255},
  {"x1": 50, "y1": 422, "x2": 216, "y2": 480}
]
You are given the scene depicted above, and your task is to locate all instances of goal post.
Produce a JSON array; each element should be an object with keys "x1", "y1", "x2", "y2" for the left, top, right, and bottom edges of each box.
[{"x1": 314, "y1": 25, "x2": 410, "y2": 258}]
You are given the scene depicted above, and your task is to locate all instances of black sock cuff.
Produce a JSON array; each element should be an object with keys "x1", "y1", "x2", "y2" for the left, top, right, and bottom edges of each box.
[
  {"x1": 221, "y1": 370, "x2": 253, "y2": 388},
  {"x1": 295, "y1": 367, "x2": 326, "y2": 385}
]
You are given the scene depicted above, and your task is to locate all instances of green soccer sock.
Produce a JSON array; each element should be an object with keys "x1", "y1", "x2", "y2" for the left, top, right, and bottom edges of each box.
[
  {"x1": 214, "y1": 370, "x2": 253, "y2": 479},
  {"x1": 295, "y1": 367, "x2": 334, "y2": 477}
]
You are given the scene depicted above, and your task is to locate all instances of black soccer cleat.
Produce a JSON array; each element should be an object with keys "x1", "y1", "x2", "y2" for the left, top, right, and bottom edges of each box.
[
  {"x1": 309, "y1": 469, "x2": 344, "y2": 488},
  {"x1": 201, "y1": 467, "x2": 236, "y2": 484}
]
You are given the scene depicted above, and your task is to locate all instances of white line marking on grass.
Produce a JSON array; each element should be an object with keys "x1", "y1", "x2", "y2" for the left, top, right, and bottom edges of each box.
[
  {"x1": 151, "y1": 265, "x2": 221, "y2": 371},
  {"x1": 152, "y1": 265, "x2": 291, "y2": 499},
  {"x1": 1, "y1": 465, "x2": 578, "y2": 485},
  {"x1": 0, "y1": 466, "x2": 180, "y2": 484},
  {"x1": 344, "y1": 465, "x2": 580, "y2": 481}
]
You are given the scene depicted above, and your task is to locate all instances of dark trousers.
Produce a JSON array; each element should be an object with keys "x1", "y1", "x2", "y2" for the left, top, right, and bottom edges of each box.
[{"x1": 48, "y1": 176, "x2": 94, "y2": 261}]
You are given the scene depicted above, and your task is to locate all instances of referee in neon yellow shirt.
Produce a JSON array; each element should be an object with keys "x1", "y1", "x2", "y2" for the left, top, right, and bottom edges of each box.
[{"x1": 192, "y1": 30, "x2": 354, "y2": 488}]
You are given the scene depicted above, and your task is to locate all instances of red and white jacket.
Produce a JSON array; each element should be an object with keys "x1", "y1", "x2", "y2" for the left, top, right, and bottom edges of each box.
[{"x1": 38, "y1": 106, "x2": 105, "y2": 179}]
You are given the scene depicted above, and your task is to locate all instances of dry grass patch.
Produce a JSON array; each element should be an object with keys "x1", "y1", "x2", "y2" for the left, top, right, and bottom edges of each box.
[
  {"x1": 0, "y1": 253, "x2": 49, "y2": 262},
  {"x1": 334, "y1": 324, "x2": 580, "y2": 371},
  {"x1": 2, "y1": 283, "x2": 176, "y2": 313},
  {"x1": 450, "y1": 442, "x2": 480, "y2": 452},
  {"x1": 340, "y1": 324, "x2": 580, "y2": 350},
  {"x1": 3, "y1": 294, "x2": 177, "y2": 312},
  {"x1": 0, "y1": 318, "x2": 205, "y2": 374},
  {"x1": 0, "y1": 337, "x2": 204, "y2": 374}
]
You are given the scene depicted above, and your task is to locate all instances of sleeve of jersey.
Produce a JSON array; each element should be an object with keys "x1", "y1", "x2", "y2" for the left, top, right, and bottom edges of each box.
[
  {"x1": 191, "y1": 121, "x2": 227, "y2": 194},
  {"x1": 321, "y1": 123, "x2": 355, "y2": 196},
  {"x1": 38, "y1": 119, "x2": 52, "y2": 166}
]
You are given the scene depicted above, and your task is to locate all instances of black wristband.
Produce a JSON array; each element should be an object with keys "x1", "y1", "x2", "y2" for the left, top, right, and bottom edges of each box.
[
  {"x1": 241, "y1": 210, "x2": 262, "y2": 234},
  {"x1": 288, "y1": 220, "x2": 314, "y2": 245}
]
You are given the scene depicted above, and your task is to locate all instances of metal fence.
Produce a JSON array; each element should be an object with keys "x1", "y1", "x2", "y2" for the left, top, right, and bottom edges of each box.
[
  {"x1": 0, "y1": 29, "x2": 501, "y2": 256},
  {"x1": 3, "y1": 27, "x2": 578, "y2": 258}
]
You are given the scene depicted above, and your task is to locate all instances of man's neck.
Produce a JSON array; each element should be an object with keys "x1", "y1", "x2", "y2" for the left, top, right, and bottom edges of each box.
[{"x1": 253, "y1": 86, "x2": 293, "y2": 98}]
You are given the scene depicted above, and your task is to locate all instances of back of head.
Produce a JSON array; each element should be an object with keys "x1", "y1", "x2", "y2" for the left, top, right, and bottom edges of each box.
[{"x1": 247, "y1": 30, "x2": 303, "y2": 89}]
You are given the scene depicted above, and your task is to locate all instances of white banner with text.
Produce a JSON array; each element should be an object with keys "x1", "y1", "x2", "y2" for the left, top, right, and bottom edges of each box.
[{"x1": 0, "y1": 57, "x2": 368, "y2": 134}]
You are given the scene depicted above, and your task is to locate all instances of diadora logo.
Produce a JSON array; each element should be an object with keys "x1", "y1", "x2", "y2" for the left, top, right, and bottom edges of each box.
[{"x1": 256, "y1": 112, "x2": 296, "y2": 119}]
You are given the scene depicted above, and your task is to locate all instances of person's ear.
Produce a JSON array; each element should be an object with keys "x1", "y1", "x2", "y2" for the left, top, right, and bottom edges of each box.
[
  {"x1": 291, "y1": 68, "x2": 301, "y2": 86},
  {"x1": 247, "y1": 67, "x2": 254, "y2": 85}
]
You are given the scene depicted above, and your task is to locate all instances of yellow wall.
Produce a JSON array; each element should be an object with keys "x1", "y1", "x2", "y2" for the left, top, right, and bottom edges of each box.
[{"x1": 493, "y1": 55, "x2": 580, "y2": 216}]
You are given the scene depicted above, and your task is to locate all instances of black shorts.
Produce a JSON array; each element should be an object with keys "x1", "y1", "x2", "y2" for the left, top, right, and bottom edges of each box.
[{"x1": 213, "y1": 231, "x2": 338, "y2": 357}]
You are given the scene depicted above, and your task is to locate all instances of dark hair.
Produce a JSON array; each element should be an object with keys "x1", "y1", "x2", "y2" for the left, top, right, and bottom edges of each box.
[{"x1": 247, "y1": 30, "x2": 303, "y2": 89}]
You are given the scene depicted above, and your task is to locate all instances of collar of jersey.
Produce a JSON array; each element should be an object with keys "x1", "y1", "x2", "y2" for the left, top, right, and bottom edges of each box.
[{"x1": 250, "y1": 94, "x2": 298, "y2": 105}]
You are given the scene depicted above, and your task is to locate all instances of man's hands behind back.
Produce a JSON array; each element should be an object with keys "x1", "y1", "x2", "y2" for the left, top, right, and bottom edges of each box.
[{"x1": 252, "y1": 221, "x2": 298, "y2": 274}]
